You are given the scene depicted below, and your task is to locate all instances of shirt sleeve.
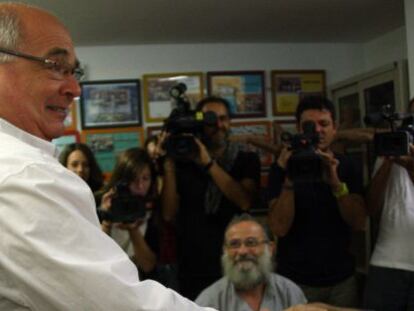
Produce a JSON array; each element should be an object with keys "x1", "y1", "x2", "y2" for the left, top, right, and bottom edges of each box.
[
  {"x1": 195, "y1": 286, "x2": 221, "y2": 309},
  {"x1": 0, "y1": 162, "x2": 216, "y2": 311}
]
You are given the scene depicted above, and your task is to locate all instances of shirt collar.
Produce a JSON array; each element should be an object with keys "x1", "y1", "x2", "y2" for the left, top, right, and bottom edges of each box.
[{"x1": 0, "y1": 118, "x2": 59, "y2": 158}]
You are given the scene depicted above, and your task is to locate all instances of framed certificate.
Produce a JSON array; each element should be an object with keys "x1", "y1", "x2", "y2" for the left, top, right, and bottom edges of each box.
[
  {"x1": 143, "y1": 72, "x2": 203, "y2": 123},
  {"x1": 272, "y1": 70, "x2": 326, "y2": 116}
]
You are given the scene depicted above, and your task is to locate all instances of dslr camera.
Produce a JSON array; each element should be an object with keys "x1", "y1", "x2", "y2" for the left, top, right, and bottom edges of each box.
[
  {"x1": 282, "y1": 121, "x2": 323, "y2": 184},
  {"x1": 163, "y1": 83, "x2": 217, "y2": 161},
  {"x1": 98, "y1": 181, "x2": 146, "y2": 223},
  {"x1": 365, "y1": 104, "x2": 414, "y2": 156}
]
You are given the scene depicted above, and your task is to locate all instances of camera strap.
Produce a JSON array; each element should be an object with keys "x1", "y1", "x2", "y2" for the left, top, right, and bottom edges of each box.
[{"x1": 204, "y1": 141, "x2": 242, "y2": 214}]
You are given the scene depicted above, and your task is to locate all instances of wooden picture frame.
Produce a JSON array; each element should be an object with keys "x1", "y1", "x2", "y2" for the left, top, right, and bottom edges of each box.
[
  {"x1": 81, "y1": 127, "x2": 144, "y2": 176},
  {"x1": 230, "y1": 121, "x2": 273, "y2": 167},
  {"x1": 271, "y1": 70, "x2": 326, "y2": 116},
  {"x1": 80, "y1": 79, "x2": 142, "y2": 129},
  {"x1": 207, "y1": 71, "x2": 266, "y2": 118},
  {"x1": 143, "y1": 72, "x2": 204, "y2": 123}
]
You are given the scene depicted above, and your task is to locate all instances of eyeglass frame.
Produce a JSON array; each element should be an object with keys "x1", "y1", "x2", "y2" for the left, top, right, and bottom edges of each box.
[
  {"x1": 225, "y1": 237, "x2": 269, "y2": 250},
  {"x1": 0, "y1": 47, "x2": 84, "y2": 81}
]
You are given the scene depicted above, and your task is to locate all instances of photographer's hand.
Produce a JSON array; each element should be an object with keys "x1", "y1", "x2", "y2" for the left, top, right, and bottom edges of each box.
[
  {"x1": 277, "y1": 146, "x2": 292, "y2": 170},
  {"x1": 116, "y1": 218, "x2": 145, "y2": 231},
  {"x1": 154, "y1": 131, "x2": 169, "y2": 159},
  {"x1": 120, "y1": 217, "x2": 157, "y2": 273},
  {"x1": 318, "y1": 150, "x2": 367, "y2": 231},
  {"x1": 316, "y1": 149, "x2": 341, "y2": 190},
  {"x1": 193, "y1": 137, "x2": 212, "y2": 166},
  {"x1": 100, "y1": 189, "x2": 115, "y2": 234}
]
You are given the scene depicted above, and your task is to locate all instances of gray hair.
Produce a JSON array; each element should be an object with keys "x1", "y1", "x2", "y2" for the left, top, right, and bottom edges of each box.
[
  {"x1": 224, "y1": 213, "x2": 274, "y2": 244},
  {"x1": 0, "y1": 4, "x2": 22, "y2": 63}
]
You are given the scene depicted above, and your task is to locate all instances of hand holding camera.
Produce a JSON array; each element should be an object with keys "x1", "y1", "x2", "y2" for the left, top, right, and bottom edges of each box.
[
  {"x1": 192, "y1": 136, "x2": 212, "y2": 166},
  {"x1": 365, "y1": 104, "x2": 414, "y2": 157},
  {"x1": 276, "y1": 146, "x2": 292, "y2": 170},
  {"x1": 316, "y1": 149, "x2": 342, "y2": 190},
  {"x1": 162, "y1": 83, "x2": 218, "y2": 162},
  {"x1": 99, "y1": 182, "x2": 147, "y2": 225},
  {"x1": 281, "y1": 120, "x2": 324, "y2": 184}
]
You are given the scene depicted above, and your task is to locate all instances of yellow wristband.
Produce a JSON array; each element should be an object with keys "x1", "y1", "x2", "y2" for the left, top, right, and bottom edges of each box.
[{"x1": 333, "y1": 182, "x2": 349, "y2": 198}]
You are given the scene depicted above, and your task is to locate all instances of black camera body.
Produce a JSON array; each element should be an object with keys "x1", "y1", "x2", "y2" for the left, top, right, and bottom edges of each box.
[
  {"x1": 99, "y1": 182, "x2": 146, "y2": 223},
  {"x1": 163, "y1": 83, "x2": 217, "y2": 161},
  {"x1": 365, "y1": 105, "x2": 414, "y2": 156},
  {"x1": 282, "y1": 121, "x2": 323, "y2": 184},
  {"x1": 374, "y1": 130, "x2": 413, "y2": 157}
]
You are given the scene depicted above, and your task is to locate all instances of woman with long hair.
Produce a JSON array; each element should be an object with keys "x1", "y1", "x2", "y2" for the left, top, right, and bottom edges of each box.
[
  {"x1": 98, "y1": 148, "x2": 160, "y2": 279},
  {"x1": 59, "y1": 143, "x2": 104, "y2": 192}
]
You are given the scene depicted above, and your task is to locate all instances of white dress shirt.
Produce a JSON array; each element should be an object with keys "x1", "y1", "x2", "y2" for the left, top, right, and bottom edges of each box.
[
  {"x1": 370, "y1": 159, "x2": 414, "y2": 272},
  {"x1": 0, "y1": 118, "x2": 216, "y2": 311}
]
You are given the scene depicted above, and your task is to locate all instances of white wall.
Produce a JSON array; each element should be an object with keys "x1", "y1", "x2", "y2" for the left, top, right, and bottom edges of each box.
[
  {"x1": 362, "y1": 27, "x2": 407, "y2": 72},
  {"x1": 77, "y1": 43, "x2": 364, "y2": 86},
  {"x1": 76, "y1": 42, "x2": 364, "y2": 125}
]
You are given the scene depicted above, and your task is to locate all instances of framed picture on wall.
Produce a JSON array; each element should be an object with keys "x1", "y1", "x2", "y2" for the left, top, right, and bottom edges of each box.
[
  {"x1": 230, "y1": 121, "x2": 273, "y2": 167},
  {"x1": 271, "y1": 70, "x2": 326, "y2": 116},
  {"x1": 80, "y1": 79, "x2": 142, "y2": 129},
  {"x1": 143, "y1": 72, "x2": 204, "y2": 123},
  {"x1": 207, "y1": 71, "x2": 266, "y2": 118},
  {"x1": 81, "y1": 127, "x2": 144, "y2": 176}
]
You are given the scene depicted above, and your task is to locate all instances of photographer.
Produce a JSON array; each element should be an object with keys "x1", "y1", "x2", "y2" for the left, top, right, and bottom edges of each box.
[
  {"x1": 98, "y1": 148, "x2": 160, "y2": 281},
  {"x1": 363, "y1": 100, "x2": 414, "y2": 310},
  {"x1": 268, "y1": 96, "x2": 366, "y2": 307},
  {"x1": 161, "y1": 96, "x2": 261, "y2": 300}
]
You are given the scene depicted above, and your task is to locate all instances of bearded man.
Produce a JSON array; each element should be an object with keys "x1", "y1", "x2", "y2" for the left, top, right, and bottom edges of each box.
[{"x1": 195, "y1": 214, "x2": 306, "y2": 310}]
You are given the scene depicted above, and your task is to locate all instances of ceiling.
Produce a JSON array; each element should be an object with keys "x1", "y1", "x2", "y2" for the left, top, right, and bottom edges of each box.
[{"x1": 16, "y1": 0, "x2": 405, "y2": 46}]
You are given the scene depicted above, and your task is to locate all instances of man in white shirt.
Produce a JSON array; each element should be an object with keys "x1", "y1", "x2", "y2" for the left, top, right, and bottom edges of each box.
[
  {"x1": 364, "y1": 148, "x2": 414, "y2": 311},
  {"x1": 0, "y1": 3, "x2": 215, "y2": 310}
]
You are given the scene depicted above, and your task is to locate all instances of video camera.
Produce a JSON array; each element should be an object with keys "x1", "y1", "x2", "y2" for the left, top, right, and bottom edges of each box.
[
  {"x1": 98, "y1": 181, "x2": 147, "y2": 223},
  {"x1": 281, "y1": 121, "x2": 323, "y2": 184},
  {"x1": 163, "y1": 83, "x2": 217, "y2": 161},
  {"x1": 364, "y1": 104, "x2": 414, "y2": 156}
]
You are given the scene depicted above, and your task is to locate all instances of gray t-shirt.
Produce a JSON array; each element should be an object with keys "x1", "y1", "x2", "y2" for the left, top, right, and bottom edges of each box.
[{"x1": 195, "y1": 273, "x2": 307, "y2": 311}]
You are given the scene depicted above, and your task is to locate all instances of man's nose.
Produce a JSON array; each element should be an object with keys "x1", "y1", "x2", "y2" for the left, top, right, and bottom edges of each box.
[
  {"x1": 62, "y1": 76, "x2": 82, "y2": 99},
  {"x1": 315, "y1": 124, "x2": 323, "y2": 132},
  {"x1": 236, "y1": 244, "x2": 249, "y2": 255}
]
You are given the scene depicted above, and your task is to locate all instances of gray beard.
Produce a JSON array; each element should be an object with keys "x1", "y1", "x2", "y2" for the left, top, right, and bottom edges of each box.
[{"x1": 222, "y1": 247, "x2": 274, "y2": 291}]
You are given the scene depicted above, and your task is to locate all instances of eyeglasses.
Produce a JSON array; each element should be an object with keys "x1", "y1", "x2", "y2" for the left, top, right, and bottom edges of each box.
[
  {"x1": 0, "y1": 47, "x2": 84, "y2": 81},
  {"x1": 225, "y1": 237, "x2": 268, "y2": 249}
]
